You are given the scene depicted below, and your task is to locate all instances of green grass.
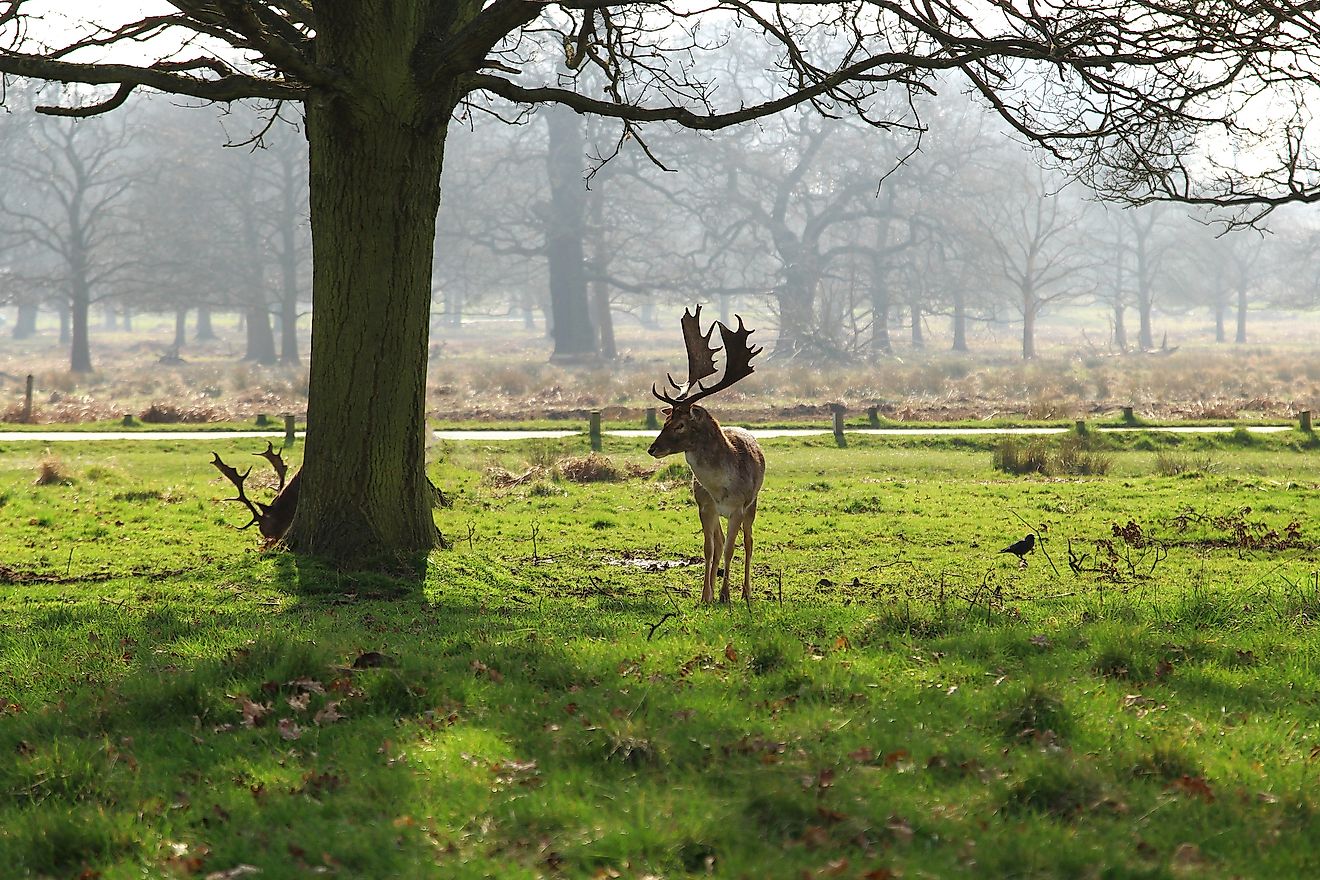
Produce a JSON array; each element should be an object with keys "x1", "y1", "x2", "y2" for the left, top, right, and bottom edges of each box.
[{"x1": 1, "y1": 433, "x2": 1319, "y2": 878}]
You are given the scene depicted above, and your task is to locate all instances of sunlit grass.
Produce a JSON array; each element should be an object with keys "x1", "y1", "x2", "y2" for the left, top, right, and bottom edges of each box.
[{"x1": 1, "y1": 434, "x2": 1318, "y2": 877}]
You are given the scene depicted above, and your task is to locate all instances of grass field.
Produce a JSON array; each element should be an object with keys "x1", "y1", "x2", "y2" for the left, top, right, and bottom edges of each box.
[{"x1": 1, "y1": 429, "x2": 1318, "y2": 878}]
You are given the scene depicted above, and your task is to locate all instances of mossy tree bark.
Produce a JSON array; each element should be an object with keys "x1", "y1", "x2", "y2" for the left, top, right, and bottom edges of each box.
[{"x1": 283, "y1": 6, "x2": 459, "y2": 561}]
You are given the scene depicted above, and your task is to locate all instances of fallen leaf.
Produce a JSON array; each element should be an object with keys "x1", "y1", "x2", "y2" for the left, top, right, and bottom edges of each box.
[
  {"x1": 277, "y1": 718, "x2": 302, "y2": 741},
  {"x1": 1029, "y1": 634, "x2": 1052, "y2": 648},
  {"x1": 724, "y1": 643, "x2": 739, "y2": 663},
  {"x1": 286, "y1": 692, "x2": 310, "y2": 713},
  {"x1": 233, "y1": 697, "x2": 271, "y2": 729},
  {"x1": 833, "y1": 635, "x2": 851, "y2": 651},
  {"x1": 1167, "y1": 775, "x2": 1215, "y2": 803},
  {"x1": 313, "y1": 701, "x2": 344, "y2": 726}
]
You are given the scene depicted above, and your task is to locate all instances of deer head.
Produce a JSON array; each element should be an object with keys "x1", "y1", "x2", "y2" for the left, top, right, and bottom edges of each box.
[{"x1": 648, "y1": 304, "x2": 761, "y2": 457}]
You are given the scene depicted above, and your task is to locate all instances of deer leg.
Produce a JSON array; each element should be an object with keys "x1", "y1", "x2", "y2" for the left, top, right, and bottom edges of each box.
[
  {"x1": 740, "y1": 501, "x2": 758, "y2": 602},
  {"x1": 696, "y1": 490, "x2": 721, "y2": 604},
  {"x1": 720, "y1": 509, "x2": 746, "y2": 604}
]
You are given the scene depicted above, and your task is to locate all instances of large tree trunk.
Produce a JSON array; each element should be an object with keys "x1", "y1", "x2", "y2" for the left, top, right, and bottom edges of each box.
[
  {"x1": 545, "y1": 108, "x2": 595, "y2": 360},
  {"x1": 244, "y1": 305, "x2": 277, "y2": 364},
  {"x1": 951, "y1": 288, "x2": 968, "y2": 352},
  {"x1": 587, "y1": 188, "x2": 616, "y2": 360},
  {"x1": 909, "y1": 302, "x2": 923, "y2": 349},
  {"x1": 196, "y1": 305, "x2": 216, "y2": 341},
  {"x1": 284, "y1": 33, "x2": 454, "y2": 562},
  {"x1": 1235, "y1": 284, "x2": 1247, "y2": 344},
  {"x1": 1021, "y1": 287, "x2": 1037, "y2": 361},
  {"x1": 1113, "y1": 300, "x2": 1128, "y2": 351},
  {"x1": 12, "y1": 304, "x2": 37, "y2": 339},
  {"x1": 173, "y1": 308, "x2": 187, "y2": 350},
  {"x1": 1214, "y1": 299, "x2": 1226, "y2": 343},
  {"x1": 870, "y1": 274, "x2": 892, "y2": 355},
  {"x1": 69, "y1": 247, "x2": 93, "y2": 372}
]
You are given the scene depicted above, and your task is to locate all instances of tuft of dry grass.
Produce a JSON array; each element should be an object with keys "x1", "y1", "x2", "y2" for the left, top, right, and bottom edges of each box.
[
  {"x1": 34, "y1": 453, "x2": 68, "y2": 486},
  {"x1": 483, "y1": 465, "x2": 547, "y2": 488},
  {"x1": 557, "y1": 454, "x2": 625, "y2": 483}
]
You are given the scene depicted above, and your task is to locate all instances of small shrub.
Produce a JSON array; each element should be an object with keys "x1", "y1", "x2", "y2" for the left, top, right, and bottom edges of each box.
[{"x1": 139, "y1": 403, "x2": 220, "y2": 423}]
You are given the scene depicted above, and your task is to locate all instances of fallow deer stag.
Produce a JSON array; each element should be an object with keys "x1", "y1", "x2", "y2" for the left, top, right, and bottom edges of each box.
[{"x1": 648, "y1": 305, "x2": 765, "y2": 604}]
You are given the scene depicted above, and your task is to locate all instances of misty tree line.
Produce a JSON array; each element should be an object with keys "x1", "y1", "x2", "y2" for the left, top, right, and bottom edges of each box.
[
  {"x1": 0, "y1": 85, "x2": 308, "y2": 372},
  {"x1": 441, "y1": 82, "x2": 1320, "y2": 362},
  {"x1": 2, "y1": 81, "x2": 1317, "y2": 374}
]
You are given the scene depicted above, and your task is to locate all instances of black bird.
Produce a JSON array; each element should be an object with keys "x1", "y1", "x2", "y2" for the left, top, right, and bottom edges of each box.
[{"x1": 999, "y1": 533, "x2": 1036, "y2": 565}]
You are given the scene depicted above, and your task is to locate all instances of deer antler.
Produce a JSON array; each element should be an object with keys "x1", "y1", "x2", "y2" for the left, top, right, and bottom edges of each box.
[
  {"x1": 653, "y1": 306, "x2": 761, "y2": 406},
  {"x1": 211, "y1": 452, "x2": 266, "y2": 531},
  {"x1": 212, "y1": 448, "x2": 300, "y2": 542},
  {"x1": 255, "y1": 441, "x2": 288, "y2": 491}
]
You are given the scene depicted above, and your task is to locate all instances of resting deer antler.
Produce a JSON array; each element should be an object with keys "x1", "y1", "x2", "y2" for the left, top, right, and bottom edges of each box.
[
  {"x1": 211, "y1": 446, "x2": 301, "y2": 542},
  {"x1": 648, "y1": 304, "x2": 766, "y2": 604},
  {"x1": 652, "y1": 307, "x2": 763, "y2": 407}
]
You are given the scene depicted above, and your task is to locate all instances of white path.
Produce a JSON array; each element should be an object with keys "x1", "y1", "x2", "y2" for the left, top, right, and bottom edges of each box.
[{"x1": 0, "y1": 425, "x2": 1297, "y2": 443}]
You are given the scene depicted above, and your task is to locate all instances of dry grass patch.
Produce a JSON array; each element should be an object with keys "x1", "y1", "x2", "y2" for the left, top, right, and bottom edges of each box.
[
  {"x1": 483, "y1": 465, "x2": 548, "y2": 488},
  {"x1": 34, "y1": 453, "x2": 69, "y2": 486}
]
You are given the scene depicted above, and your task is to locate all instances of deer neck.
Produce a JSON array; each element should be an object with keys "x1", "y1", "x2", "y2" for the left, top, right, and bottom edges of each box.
[{"x1": 682, "y1": 414, "x2": 736, "y2": 471}]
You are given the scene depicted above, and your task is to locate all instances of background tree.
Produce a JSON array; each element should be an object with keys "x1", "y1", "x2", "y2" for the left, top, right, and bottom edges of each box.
[{"x1": 0, "y1": 107, "x2": 138, "y2": 372}]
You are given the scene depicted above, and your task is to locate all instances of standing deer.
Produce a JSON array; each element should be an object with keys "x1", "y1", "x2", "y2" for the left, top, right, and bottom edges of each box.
[{"x1": 648, "y1": 305, "x2": 765, "y2": 604}]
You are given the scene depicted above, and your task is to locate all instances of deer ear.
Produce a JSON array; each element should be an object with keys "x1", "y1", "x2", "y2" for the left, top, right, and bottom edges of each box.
[{"x1": 661, "y1": 407, "x2": 673, "y2": 416}]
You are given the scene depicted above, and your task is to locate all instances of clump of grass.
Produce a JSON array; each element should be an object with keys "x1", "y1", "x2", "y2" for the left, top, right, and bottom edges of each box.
[
  {"x1": 1051, "y1": 435, "x2": 1113, "y2": 476},
  {"x1": 34, "y1": 453, "x2": 69, "y2": 486},
  {"x1": 1130, "y1": 745, "x2": 1201, "y2": 781},
  {"x1": 1004, "y1": 755, "x2": 1107, "y2": 819},
  {"x1": 996, "y1": 682, "x2": 1072, "y2": 743},
  {"x1": 557, "y1": 453, "x2": 624, "y2": 483},
  {"x1": 992, "y1": 439, "x2": 1049, "y2": 475},
  {"x1": 655, "y1": 461, "x2": 690, "y2": 484},
  {"x1": 994, "y1": 437, "x2": 1111, "y2": 476},
  {"x1": 483, "y1": 465, "x2": 547, "y2": 488},
  {"x1": 1153, "y1": 450, "x2": 1216, "y2": 476}
]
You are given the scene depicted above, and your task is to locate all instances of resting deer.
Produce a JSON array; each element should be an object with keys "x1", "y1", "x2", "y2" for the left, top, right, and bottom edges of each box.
[{"x1": 648, "y1": 305, "x2": 765, "y2": 604}]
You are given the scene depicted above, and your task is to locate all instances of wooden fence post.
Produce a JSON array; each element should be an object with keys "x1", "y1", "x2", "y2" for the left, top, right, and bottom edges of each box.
[
  {"x1": 831, "y1": 403, "x2": 847, "y2": 448},
  {"x1": 1302, "y1": 410, "x2": 1313, "y2": 433},
  {"x1": 283, "y1": 413, "x2": 297, "y2": 446},
  {"x1": 867, "y1": 405, "x2": 880, "y2": 428},
  {"x1": 255, "y1": 413, "x2": 270, "y2": 428},
  {"x1": 645, "y1": 407, "x2": 659, "y2": 430},
  {"x1": 22, "y1": 374, "x2": 33, "y2": 424},
  {"x1": 589, "y1": 410, "x2": 602, "y2": 451},
  {"x1": 1121, "y1": 405, "x2": 1135, "y2": 424}
]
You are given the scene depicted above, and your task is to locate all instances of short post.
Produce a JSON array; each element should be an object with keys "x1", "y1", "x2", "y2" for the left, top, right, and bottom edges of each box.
[
  {"x1": 255, "y1": 413, "x2": 270, "y2": 428},
  {"x1": 1074, "y1": 419, "x2": 1088, "y2": 436},
  {"x1": 645, "y1": 407, "x2": 659, "y2": 430},
  {"x1": 867, "y1": 405, "x2": 880, "y2": 428},
  {"x1": 283, "y1": 413, "x2": 297, "y2": 446},
  {"x1": 830, "y1": 403, "x2": 847, "y2": 448},
  {"x1": 1302, "y1": 410, "x2": 1313, "y2": 433},
  {"x1": 22, "y1": 374, "x2": 34, "y2": 423},
  {"x1": 121, "y1": 413, "x2": 135, "y2": 427},
  {"x1": 589, "y1": 410, "x2": 603, "y2": 452},
  {"x1": 1121, "y1": 405, "x2": 1135, "y2": 425}
]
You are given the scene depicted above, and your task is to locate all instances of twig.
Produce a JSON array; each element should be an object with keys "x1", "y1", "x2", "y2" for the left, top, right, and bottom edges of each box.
[
  {"x1": 646, "y1": 612, "x2": 677, "y2": 641},
  {"x1": 66, "y1": 546, "x2": 74, "y2": 577}
]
